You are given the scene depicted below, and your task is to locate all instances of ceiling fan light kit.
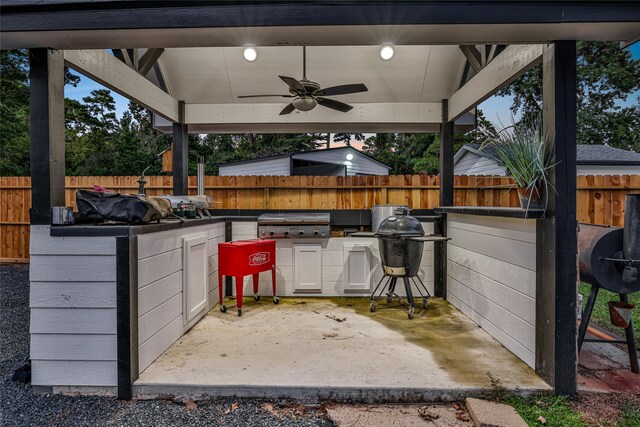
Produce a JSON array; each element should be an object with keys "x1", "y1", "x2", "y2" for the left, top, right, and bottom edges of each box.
[
  {"x1": 292, "y1": 96, "x2": 317, "y2": 112},
  {"x1": 379, "y1": 44, "x2": 395, "y2": 61},
  {"x1": 238, "y1": 46, "x2": 368, "y2": 115}
]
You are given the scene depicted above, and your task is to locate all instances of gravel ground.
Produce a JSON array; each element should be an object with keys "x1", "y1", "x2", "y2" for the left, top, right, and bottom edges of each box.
[{"x1": 0, "y1": 264, "x2": 333, "y2": 427}]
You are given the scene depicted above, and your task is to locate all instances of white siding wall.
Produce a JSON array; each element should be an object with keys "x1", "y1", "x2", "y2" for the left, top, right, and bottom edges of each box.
[
  {"x1": 293, "y1": 149, "x2": 389, "y2": 176},
  {"x1": 454, "y1": 151, "x2": 507, "y2": 176},
  {"x1": 446, "y1": 213, "x2": 536, "y2": 368},
  {"x1": 577, "y1": 165, "x2": 640, "y2": 175},
  {"x1": 219, "y1": 156, "x2": 291, "y2": 176},
  {"x1": 29, "y1": 225, "x2": 118, "y2": 387},
  {"x1": 137, "y1": 222, "x2": 225, "y2": 374},
  {"x1": 230, "y1": 222, "x2": 434, "y2": 297}
]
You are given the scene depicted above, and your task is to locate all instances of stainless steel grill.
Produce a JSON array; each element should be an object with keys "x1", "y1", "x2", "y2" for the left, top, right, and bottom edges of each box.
[{"x1": 258, "y1": 213, "x2": 330, "y2": 238}]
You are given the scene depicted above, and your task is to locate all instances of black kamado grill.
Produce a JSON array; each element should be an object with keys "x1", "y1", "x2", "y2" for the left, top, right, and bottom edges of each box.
[
  {"x1": 578, "y1": 194, "x2": 640, "y2": 373},
  {"x1": 369, "y1": 207, "x2": 450, "y2": 319}
]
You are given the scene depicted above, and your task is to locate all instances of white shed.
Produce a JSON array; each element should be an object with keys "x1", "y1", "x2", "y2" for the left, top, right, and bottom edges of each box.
[
  {"x1": 218, "y1": 146, "x2": 390, "y2": 176},
  {"x1": 454, "y1": 143, "x2": 640, "y2": 176}
]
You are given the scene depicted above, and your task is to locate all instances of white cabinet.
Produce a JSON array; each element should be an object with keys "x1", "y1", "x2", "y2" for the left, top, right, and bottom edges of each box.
[
  {"x1": 293, "y1": 244, "x2": 322, "y2": 292},
  {"x1": 343, "y1": 244, "x2": 372, "y2": 292},
  {"x1": 182, "y1": 233, "x2": 208, "y2": 329}
]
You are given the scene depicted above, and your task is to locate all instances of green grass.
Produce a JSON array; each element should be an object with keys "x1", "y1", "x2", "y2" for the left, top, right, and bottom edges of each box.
[
  {"x1": 578, "y1": 282, "x2": 640, "y2": 347},
  {"x1": 506, "y1": 394, "x2": 588, "y2": 427},
  {"x1": 485, "y1": 373, "x2": 588, "y2": 427},
  {"x1": 618, "y1": 399, "x2": 640, "y2": 427}
]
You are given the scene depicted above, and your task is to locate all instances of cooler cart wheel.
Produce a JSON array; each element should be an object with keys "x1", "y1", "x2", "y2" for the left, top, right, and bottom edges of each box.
[
  {"x1": 237, "y1": 309, "x2": 242, "y2": 317},
  {"x1": 273, "y1": 296, "x2": 280, "y2": 304},
  {"x1": 423, "y1": 298, "x2": 429, "y2": 309},
  {"x1": 408, "y1": 307, "x2": 415, "y2": 320},
  {"x1": 254, "y1": 295, "x2": 261, "y2": 302},
  {"x1": 220, "y1": 304, "x2": 227, "y2": 313},
  {"x1": 369, "y1": 302, "x2": 376, "y2": 312}
]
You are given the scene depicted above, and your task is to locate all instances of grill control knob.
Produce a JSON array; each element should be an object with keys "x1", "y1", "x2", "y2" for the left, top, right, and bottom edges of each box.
[
  {"x1": 269, "y1": 230, "x2": 275, "y2": 236},
  {"x1": 284, "y1": 230, "x2": 289, "y2": 236},
  {"x1": 313, "y1": 230, "x2": 320, "y2": 236},
  {"x1": 298, "y1": 230, "x2": 305, "y2": 236}
]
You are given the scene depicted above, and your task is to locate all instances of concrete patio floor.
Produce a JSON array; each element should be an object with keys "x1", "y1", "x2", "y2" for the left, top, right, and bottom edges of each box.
[{"x1": 135, "y1": 298, "x2": 550, "y2": 402}]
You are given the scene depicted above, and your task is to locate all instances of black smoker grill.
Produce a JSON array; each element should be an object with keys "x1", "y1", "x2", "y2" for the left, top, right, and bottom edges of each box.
[
  {"x1": 578, "y1": 194, "x2": 640, "y2": 373},
  {"x1": 369, "y1": 207, "x2": 450, "y2": 319}
]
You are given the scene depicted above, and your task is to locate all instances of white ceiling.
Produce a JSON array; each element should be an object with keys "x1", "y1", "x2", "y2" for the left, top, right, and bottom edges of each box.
[{"x1": 158, "y1": 45, "x2": 464, "y2": 104}]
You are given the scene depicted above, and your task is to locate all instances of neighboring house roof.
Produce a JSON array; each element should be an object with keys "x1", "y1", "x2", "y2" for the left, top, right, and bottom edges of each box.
[
  {"x1": 219, "y1": 146, "x2": 391, "y2": 170},
  {"x1": 455, "y1": 143, "x2": 640, "y2": 166}
]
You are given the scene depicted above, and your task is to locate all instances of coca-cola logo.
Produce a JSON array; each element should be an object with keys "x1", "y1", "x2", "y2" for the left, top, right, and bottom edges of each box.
[{"x1": 249, "y1": 252, "x2": 270, "y2": 266}]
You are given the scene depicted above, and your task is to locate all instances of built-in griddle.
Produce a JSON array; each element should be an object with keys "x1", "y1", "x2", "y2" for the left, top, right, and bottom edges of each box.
[{"x1": 257, "y1": 213, "x2": 330, "y2": 238}]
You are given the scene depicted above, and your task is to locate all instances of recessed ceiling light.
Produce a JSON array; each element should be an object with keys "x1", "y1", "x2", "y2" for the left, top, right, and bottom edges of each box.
[
  {"x1": 345, "y1": 153, "x2": 354, "y2": 161},
  {"x1": 379, "y1": 44, "x2": 395, "y2": 61},
  {"x1": 243, "y1": 47, "x2": 257, "y2": 62}
]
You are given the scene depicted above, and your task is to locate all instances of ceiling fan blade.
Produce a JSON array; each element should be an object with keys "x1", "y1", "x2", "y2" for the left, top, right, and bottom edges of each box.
[
  {"x1": 279, "y1": 75, "x2": 306, "y2": 93},
  {"x1": 316, "y1": 97, "x2": 353, "y2": 113},
  {"x1": 315, "y1": 83, "x2": 368, "y2": 96},
  {"x1": 279, "y1": 103, "x2": 296, "y2": 115},
  {"x1": 237, "y1": 94, "x2": 294, "y2": 98}
]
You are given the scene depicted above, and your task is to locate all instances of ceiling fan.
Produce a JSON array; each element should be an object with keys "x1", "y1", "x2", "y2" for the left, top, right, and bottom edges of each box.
[{"x1": 238, "y1": 46, "x2": 368, "y2": 115}]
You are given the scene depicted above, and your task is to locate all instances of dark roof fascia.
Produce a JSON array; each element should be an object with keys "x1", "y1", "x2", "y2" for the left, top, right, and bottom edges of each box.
[
  {"x1": 3, "y1": 2, "x2": 640, "y2": 33},
  {"x1": 292, "y1": 146, "x2": 391, "y2": 170},
  {"x1": 219, "y1": 153, "x2": 291, "y2": 167},
  {"x1": 457, "y1": 143, "x2": 640, "y2": 166},
  {"x1": 578, "y1": 160, "x2": 640, "y2": 166}
]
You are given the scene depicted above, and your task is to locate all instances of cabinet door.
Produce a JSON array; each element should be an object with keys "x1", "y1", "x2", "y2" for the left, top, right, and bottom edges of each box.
[
  {"x1": 343, "y1": 244, "x2": 371, "y2": 292},
  {"x1": 293, "y1": 244, "x2": 322, "y2": 292},
  {"x1": 183, "y1": 233, "x2": 208, "y2": 328}
]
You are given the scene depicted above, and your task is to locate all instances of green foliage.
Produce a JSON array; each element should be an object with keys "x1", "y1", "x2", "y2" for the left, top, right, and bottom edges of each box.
[
  {"x1": 478, "y1": 115, "x2": 552, "y2": 191},
  {"x1": 484, "y1": 373, "x2": 587, "y2": 426},
  {"x1": 333, "y1": 133, "x2": 364, "y2": 147},
  {"x1": 578, "y1": 282, "x2": 640, "y2": 347},
  {"x1": 618, "y1": 398, "x2": 640, "y2": 427},
  {"x1": 498, "y1": 42, "x2": 640, "y2": 152},
  {"x1": 505, "y1": 394, "x2": 588, "y2": 427},
  {"x1": 0, "y1": 50, "x2": 30, "y2": 176}
]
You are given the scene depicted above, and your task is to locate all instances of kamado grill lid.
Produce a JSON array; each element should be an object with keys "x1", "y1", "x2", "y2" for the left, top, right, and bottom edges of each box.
[{"x1": 375, "y1": 209, "x2": 425, "y2": 238}]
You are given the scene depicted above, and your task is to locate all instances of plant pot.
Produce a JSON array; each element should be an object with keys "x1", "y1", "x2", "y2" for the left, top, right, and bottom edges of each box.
[
  {"x1": 517, "y1": 186, "x2": 544, "y2": 210},
  {"x1": 608, "y1": 301, "x2": 635, "y2": 328}
]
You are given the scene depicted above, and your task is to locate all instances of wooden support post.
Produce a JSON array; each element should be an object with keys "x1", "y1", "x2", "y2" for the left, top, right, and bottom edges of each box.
[
  {"x1": 537, "y1": 41, "x2": 578, "y2": 397},
  {"x1": 439, "y1": 99, "x2": 455, "y2": 207},
  {"x1": 172, "y1": 101, "x2": 188, "y2": 195},
  {"x1": 435, "y1": 99, "x2": 454, "y2": 298},
  {"x1": 29, "y1": 49, "x2": 65, "y2": 225},
  {"x1": 116, "y1": 236, "x2": 138, "y2": 400}
]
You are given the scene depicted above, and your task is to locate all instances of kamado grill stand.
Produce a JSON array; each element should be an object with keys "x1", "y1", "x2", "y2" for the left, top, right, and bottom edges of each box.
[
  {"x1": 578, "y1": 195, "x2": 640, "y2": 373},
  {"x1": 370, "y1": 208, "x2": 450, "y2": 319}
]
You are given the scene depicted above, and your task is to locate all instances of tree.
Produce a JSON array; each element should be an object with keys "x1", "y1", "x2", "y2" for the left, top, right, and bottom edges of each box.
[
  {"x1": 1, "y1": 49, "x2": 81, "y2": 176},
  {"x1": 498, "y1": 41, "x2": 640, "y2": 152},
  {"x1": 0, "y1": 50, "x2": 30, "y2": 176},
  {"x1": 333, "y1": 133, "x2": 365, "y2": 147}
]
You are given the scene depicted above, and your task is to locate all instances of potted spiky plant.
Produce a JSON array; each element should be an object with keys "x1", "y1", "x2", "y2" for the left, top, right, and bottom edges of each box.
[{"x1": 480, "y1": 116, "x2": 553, "y2": 210}]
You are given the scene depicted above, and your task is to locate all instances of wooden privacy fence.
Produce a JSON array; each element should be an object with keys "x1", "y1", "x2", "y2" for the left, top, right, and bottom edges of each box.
[{"x1": 2, "y1": 174, "x2": 639, "y2": 262}]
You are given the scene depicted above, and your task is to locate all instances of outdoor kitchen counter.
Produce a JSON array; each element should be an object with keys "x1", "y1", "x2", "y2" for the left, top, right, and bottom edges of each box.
[
  {"x1": 435, "y1": 206, "x2": 544, "y2": 219},
  {"x1": 49, "y1": 216, "x2": 234, "y2": 237}
]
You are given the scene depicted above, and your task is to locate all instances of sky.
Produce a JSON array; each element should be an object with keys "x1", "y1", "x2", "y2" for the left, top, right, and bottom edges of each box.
[{"x1": 65, "y1": 43, "x2": 640, "y2": 149}]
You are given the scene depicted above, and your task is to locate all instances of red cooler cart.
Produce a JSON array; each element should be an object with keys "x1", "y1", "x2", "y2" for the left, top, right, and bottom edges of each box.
[{"x1": 218, "y1": 239, "x2": 278, "y2": 316}]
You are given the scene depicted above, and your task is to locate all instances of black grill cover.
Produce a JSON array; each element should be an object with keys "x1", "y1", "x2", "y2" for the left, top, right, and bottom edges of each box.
[{"x1": 76, "y1": 190, "x2": 164, "y2": 224}]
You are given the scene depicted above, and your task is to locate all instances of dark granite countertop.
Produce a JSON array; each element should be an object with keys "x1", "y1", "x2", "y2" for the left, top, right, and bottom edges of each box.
[
  {"x1": 50, "y1": 216, "x2": 229, "y2": 237},
  {"x1": 434, "y1": 206, "x2": 545, "y2": 219}
]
